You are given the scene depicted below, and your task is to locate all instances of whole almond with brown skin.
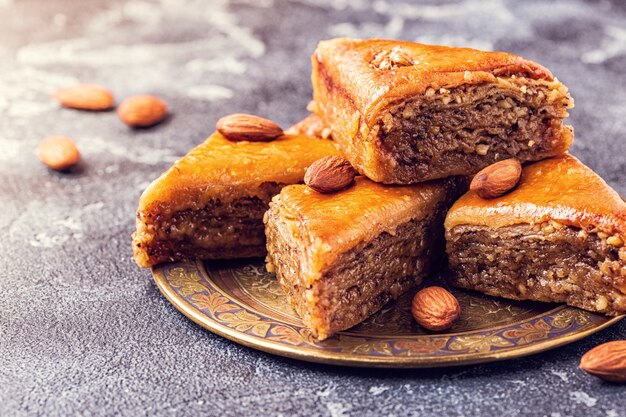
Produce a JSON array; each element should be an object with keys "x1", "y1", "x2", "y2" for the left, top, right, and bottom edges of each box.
[
  {"x1": 53, "y1": 84, "x2": 114, "y2": 111},
  {"x1": 118, "y1": 95, "x2": 168, "y2": 127},
  {"x1": 216, "y1": 114, "x2": 283, "y2": 142},
  {"x1": 470, "y1": 158, "x2": 522, "y2": 199},
  {"x1": 304, "y1": 156, "x2": 357, "y2": 194},
  {"x1": 37, "y1": 136, "x2": 81, "y2": 171},
  {"x1": 580, "y1": 341, "x2": 626, "y2": 382},
  {"x1": 411, "y1": 286, "x2": 461, "y2": 331}
]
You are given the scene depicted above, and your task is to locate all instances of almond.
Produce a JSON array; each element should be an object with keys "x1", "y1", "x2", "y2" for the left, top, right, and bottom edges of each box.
[
  {"x1": 216, "y1": 114, "x2": 283, "y2": 142},
  {"x1": 117, "y1": 95, "x2": 168, "y2": 127},
  {"x1": 53, "y1": 84, "x2": 114, "y2": 111},
  {"x1": 580, "y1": 341, "x2": 626, "y2": 382},
  {"x1": 304, "y1": 156, "x2": 357, "y2": 194},
  {"x1": 37, "y1": 136, "x2": 81, "y2": 171},
  {"x1": 411, "y1": 286, "x2": 461, "y2": 331},
  {"x1": 470, "y1": 158, "x2": 522, "y2": 199}
]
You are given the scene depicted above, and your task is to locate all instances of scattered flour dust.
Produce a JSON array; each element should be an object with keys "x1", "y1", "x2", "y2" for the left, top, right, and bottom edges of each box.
[
  {"x1": 186, "y1": 84, "x2": 234, "y2": 101},
  {"x1": 368, "y1": 385, "x2": 389, "y2": 396},
  {"x1": 80, "y1": 136, "x2": 178, "y2": 165},
  {"x1": 569, "y1": 391, "x2": 598, "y2": 407},
  {"x1": 581, "y1": 25, "x2": 626, "y2": 64},
  {"x1": 15, "y1": 0, "x2": 266, "y2": 101},
  {"x1": 0, "y1": 67, "x2": 76, "y2": 121},
  {"x1": 29, "y1": 232, "x2": 70, "y2": 248},
  {"x1": 373, "y1": 0, "x2": 483, "y2": 20},
  {"x1": 28, "y1": 202, "x2": 104, "y2": 248},
  {"x1": 185, "y1": 57, "x2": 247, "y2": 75},
  {"x1": 327, "y1": 0, "x2": 515, "y2": 50},
  {"x1": 326, "y1": 402, "x2": 352, "y2": 417},
  {"x1": 0, "y1": 140, "x2": 20, "y2": 162},
  {"x1": 549, "y1": 369, "x2": 569, "y2": 383},
  {"x1": 289, "y1": 0, "x2": 370, "y2": 11}
]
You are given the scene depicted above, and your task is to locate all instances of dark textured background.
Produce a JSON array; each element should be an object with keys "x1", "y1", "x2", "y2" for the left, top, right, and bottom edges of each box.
[{"x1": 1, "y1": 0, "x2": 626, "y2": 416}]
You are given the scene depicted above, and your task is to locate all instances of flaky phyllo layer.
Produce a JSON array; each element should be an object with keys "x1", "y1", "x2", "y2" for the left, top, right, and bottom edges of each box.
[{"x1": 312, "y1": 38, "x2": 573, "y2": 183}]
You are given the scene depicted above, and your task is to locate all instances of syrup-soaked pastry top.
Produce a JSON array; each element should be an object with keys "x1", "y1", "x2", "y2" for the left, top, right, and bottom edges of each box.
[
  {"x1": 272, "y1": 176, "x2": 458, "y2": 283},
  {"x1": 446, "y1": 154, "x2": 626, "y2": 240},
  {"x1": 138, "y1": 132, "x2": 340, "y2": 219},
  {"x1": 312, "y1": 37, "x2": 557, "y2": 126},
  {"x1": 284, "y1": 113, "x2": 329, "y2": 138}
]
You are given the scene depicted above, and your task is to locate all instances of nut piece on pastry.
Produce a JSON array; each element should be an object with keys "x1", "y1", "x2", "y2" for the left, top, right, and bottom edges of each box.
[
  {"x1": 312, "y1": 38, "x2": 574, "y2": 184},
  {"x1": 445, "y1": 154, "x2": 626, "y2": 316},
  {"x1": 304, "y1": 156, "x2": 357, "y2": 194},
  {"x1": 216, "y1": 113, "x2": 284, "y2": 142},
  {"x1": 470, "y1": 158, "x2": 522, "y2": 199}
]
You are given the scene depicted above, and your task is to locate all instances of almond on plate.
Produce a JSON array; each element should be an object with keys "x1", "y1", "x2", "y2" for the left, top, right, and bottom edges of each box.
[{"x1": 411, "y1": 286, "x2": 461, "y2": 331}]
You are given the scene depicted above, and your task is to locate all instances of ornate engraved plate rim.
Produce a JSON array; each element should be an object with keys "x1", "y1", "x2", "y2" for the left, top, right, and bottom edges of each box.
[{"x1": 152, "y1": 259, "x2": 623, "y2": 368}]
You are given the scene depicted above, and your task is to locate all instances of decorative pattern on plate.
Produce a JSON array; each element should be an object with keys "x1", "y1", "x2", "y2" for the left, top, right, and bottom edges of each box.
[{"x1": 152, "y1": 259, "x2": 623, "y2": 367}]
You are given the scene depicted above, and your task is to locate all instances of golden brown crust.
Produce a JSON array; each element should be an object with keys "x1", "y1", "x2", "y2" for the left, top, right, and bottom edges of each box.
[
  {"x1": 313, "y1": 38, "x2": 553, "y2": 126},
  {"x1": 265, "y1": 175, "x2": 467, "y2": 339},
  {"x1": 284, "y1": 113, "x2": 330, "y2": 139},
  {"x1": 133, "y1": 130, "x2": 340, "y2": 267},
  {"x1": 445, "y1": 154, "x2": 626, "y2": 240},
  {"x1": 311, "y1": 38, "x2": 572, "y2": 184},
  {"x1": 137, "y1": 132, "x2": 340, "y2": 220},
  {"x1": 271, "y1": 176, "x2": 464, "y2": 284}
]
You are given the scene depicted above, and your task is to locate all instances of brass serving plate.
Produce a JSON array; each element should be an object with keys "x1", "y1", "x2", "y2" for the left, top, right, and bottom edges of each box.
[{"x1": 152, "y1": 259, "x2": 623, "y2": 368}]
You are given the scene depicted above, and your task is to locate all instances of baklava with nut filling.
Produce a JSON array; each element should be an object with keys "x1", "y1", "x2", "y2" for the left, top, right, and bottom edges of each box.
[
  {"x1": 132, "y1": 129, "x2": 340, "y2": 268},
  {"x1": 264, "y1": 176, "x2": 467, "y2": 340},
  {"x1": 312, "y1": 38, "x2": 574, "y2": 184},
  {"x1": 445, "y1": 154, "x2": 626, "y2": 315}
]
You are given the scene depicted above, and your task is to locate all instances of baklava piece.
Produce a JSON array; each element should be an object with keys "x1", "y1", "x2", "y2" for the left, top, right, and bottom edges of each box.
[
  {"x1": 132, "y1": 131, "x2": 340, "y2": 267},
  {"x1": 446, "y1": 154, "x2": 626, "y2": 315},
  {"x1": 312, "y1": 38, "x2": 574, "y2": 184},
  {"x1": 265, "y1": 176, "x2": 467, "y2": 340}
]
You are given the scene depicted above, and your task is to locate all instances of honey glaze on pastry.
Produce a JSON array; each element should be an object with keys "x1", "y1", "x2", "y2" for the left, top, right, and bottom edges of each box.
[
  {"x1": 133, "y1": 131, "x2": 340, "y2": 267},
  {"x1": 265, "y1": 176, "x2": 467, "y2": 340},
  {"x1": 312, "y1": 38, "x2": 574, "y2": 184},
  {"x1": 446, "y1": 154, "x2": 626, "y2": 315}
]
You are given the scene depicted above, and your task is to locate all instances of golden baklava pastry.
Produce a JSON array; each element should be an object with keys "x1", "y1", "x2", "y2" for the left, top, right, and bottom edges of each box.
[
  {"x1": 265, "y1": 176, "x2": 467, "y2": 340},
  {"x1": 284, "y1": 113, "x2": 331, "y2": 139},
  {"x1": 312, "y1": 38, "x2": 574, "y2": 184},
  {"x1": 446, "y1": 154, "x2": 626, "y2": 315},
  {"x1": 132, "y1": 131, "x2": 340, "y2": 268}
]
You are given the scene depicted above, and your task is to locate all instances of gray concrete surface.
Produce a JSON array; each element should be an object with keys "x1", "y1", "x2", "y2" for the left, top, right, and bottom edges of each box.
[{"x1": 1, "y1": 0, "x2": 625, "y2": 416}]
